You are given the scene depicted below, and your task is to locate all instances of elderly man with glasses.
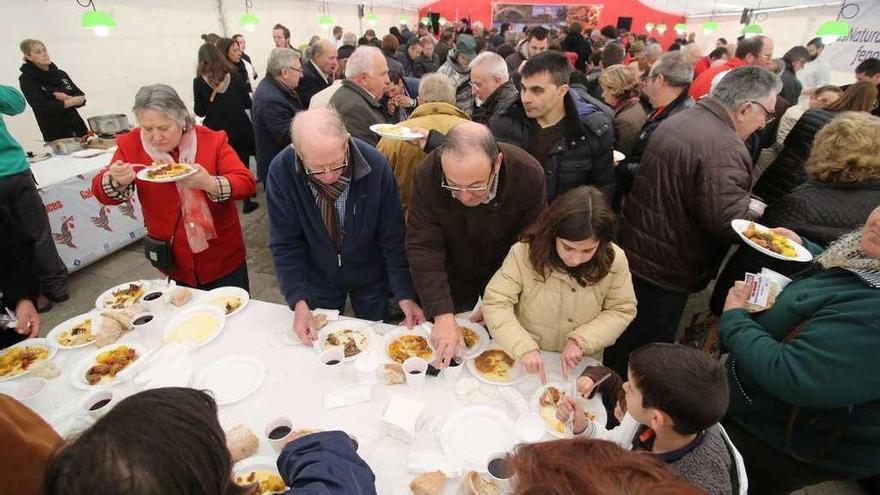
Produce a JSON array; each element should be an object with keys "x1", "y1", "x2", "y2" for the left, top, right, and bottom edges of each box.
[
  {"x1": 406, "y1": 121, "x2": 547, "y2": 366},
  {"x1": 267, "y1": 108, "x2": 424, "y2": 345}
]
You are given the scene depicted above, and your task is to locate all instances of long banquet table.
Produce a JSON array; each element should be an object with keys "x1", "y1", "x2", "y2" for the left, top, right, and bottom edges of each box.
[{"x1": 19, "y1": 289, "x2": 597, "y2": 494}]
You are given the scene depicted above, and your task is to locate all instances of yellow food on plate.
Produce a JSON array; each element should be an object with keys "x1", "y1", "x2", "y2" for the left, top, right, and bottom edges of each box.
[
  {"x1": 85, "y1": 345, "x2": 138, "y2": 385},
  {"x1": 743, "y1": 222, "x2": 796, "y2": 258},
  {"x1": 145, "y1": 162, "x2": 192, "y2": 180},
  {"x1": 105, "y1": 283, "x2": 145, "y2": 309},
  {"x1": 0, "y1": 346, "x2": 49, "y2": 378},
  {"x1": 165, "y1": 313, "x2": 221, "y2": 345},
  {"x1": 387, "y1": 334, "x2": 432, "y2": 363},
  {"x1": 474, "y1": 349, "x2": 515, "y2": 381},
  {"x1": 374, "y1": 124, "x2": 405, "y2": 136},
  {"x1": 210, "y1": 295, "x2": 243, "y2": 315},
  {"x1": 462, "y1": 327, "x2": 479, "y2": 349},
  {"x1": 541, "y1": 404, "x2": 566, "y2": 433},
  {"x1": 58, "y1": 319, "x2": 94, "y2": 347},
  {"x1": 235, "y1": 470, "x2": 286, "y2": 495},
  {"x1": 324, "y1": 329, "x2": 368, "y2": 357}
]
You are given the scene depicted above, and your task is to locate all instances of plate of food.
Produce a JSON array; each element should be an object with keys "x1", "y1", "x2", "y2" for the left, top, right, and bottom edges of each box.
[
  {"x1": 163, "y1": 305, "x2": 227, "y2": 348},
  {"x1": 466, "y1": 347, "x2": 525, "y2": 386},
  {"x1": 136, "y1": 162, "x2": 197, "y2": 183},
  {"x1": 197, "y1": 286, "x2": 249, "y2": 317},
  {"x1": 233, "y1": 456, "x2": 287, "y2": 495},
  {"x1": 70, "y1": 343, "x2": 143, "y2": 390},
  {"x1": 731, "y1": 219, "x2": 813, "y2": 262},
  {"x1": 47, "y1": 312, "x2": 97, "y2": 349},
  {"x1": 440, "y1": 406, "x2": 519, "y2": 470},
  {"x1": 457, "y1": 318, "x2": 490, "y2": 359},
  {"x1": 531, "y1": 382, "x2": 607, "y2": 439},
  {"x1": 369, "y1": 123, "x2": 425, "y2": 141},
  {"x1": 317, "y1": 320, "x2": 375, "y2": 361},
  {"x1": 384, "y1": 327, "x2": 435, "y2": 364},
  {"x1": 95, "y1": 280, "x2": 150, "y2": 310},
  {"x1": 0, "y1": 338, "x2": 57, "y2": 382}
]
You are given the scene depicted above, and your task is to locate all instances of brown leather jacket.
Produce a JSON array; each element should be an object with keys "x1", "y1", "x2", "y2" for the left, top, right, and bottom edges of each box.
[{"x1": 619, "y1": 97, "x2": 757, "y2": 293}]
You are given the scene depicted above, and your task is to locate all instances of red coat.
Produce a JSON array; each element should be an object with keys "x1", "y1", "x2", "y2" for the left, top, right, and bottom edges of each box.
[
  {"x1": 91, "y1": 126, "x2": 256, "y2": 286},
  {"x1": 689, "y1": 57, "x2": 747, "y2": 101},
  {"x1": 693, "y1": 56, "x2": 711, "y2": 78}
]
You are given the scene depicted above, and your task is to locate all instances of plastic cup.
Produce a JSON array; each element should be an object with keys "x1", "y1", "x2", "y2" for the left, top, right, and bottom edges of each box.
[
  {"x1": 83, "y1": 390, "x2": 115, "y2": 419},
  {"x1": 354, "y1": 354, "x2": 380, "y2": 382},
  {"x1": 442, "y1": 356, "x2": 465, "y2": 382},
  {"x1": 265, "y1": 417, "x2": 295, "y2": 452},
  {"x1": 319, "y1": 347, "x2": 345, "y2": 378},
  {"x1": 403, "y1": 357, "x2": 428, "y2": 388},
  {"x1": 486, "y1": 451, "x2": 514, "y2": 482},
  {"x1": 139, "y1": 290, "x2": 165, "y2": 312},
  {"x1": 130, "y1": 312, "x2": 155, "y2": 328},
  {"x1": 749, "y1": 197, "x2": 767, "y2": 216}
]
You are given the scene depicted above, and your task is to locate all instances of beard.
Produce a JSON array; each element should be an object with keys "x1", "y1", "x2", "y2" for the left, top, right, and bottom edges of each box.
[{"x1": 809, "y1": 52, "x2": 818, "y2": 61}]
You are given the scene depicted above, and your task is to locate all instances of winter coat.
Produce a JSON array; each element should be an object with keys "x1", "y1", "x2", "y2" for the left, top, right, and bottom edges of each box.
[
  {"x1": 18, "y1": 61, "x2": 86, "y2": 141},
  {"x1": 277, "y1": 431, "x2": 377, "y2": 494},
  {"x1": 329, "y1": 80, "x2": 388, "y2": 146},
  {"x1": 252, "y1": 77, "x2": 303, "y2": 184},
  {"x1": 561, "y1": 32, "x2": 592, "y2": 71},
  {"x1": 437, "y1": 58, "x2": 474, "y2": 118},
  {"x1": 193, "y1": 74, "x2": 255, "y2": 160},
  {"x1": 612, "y1": 97, "x2": 648, "y2": 157},
  {"x1": 472, "y1": 81, "x2": 518, "y2": 125},
  {"x1": 298, "y1": 60, "x2": 333, "y2": 108}
]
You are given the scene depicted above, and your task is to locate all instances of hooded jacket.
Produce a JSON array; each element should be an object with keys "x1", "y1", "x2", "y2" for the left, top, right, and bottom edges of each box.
[{"x1": 18, "y1": 61, "x2": 87, "y2": 141}]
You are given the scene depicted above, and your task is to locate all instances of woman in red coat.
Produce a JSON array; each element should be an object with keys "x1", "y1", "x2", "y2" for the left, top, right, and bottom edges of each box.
[{"x1": 91, "y1": 84, "x2": 256, "y2": 291}]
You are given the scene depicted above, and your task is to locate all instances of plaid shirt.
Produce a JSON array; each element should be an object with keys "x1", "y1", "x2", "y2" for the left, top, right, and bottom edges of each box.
[{"x1": 101, "y1": 174, "x2": 231, "y2": 202}]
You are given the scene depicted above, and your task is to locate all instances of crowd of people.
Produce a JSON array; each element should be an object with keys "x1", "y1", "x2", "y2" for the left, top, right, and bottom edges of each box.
[{"x1": 1, "y1": 14, "x2": 880, "y2": 495}]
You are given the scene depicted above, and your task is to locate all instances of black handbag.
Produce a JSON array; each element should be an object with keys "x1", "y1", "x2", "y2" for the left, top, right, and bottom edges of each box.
[{"x1": 144, "y1": 213, "x2": 181, "y2": 272}]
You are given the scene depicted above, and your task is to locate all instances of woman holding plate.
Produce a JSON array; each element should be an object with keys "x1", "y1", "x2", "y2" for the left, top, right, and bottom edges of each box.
[
  {"x1": 720, "y1": 205, "x2": 880, "y2": 494},
  {"x1": 482, "y1": 187, "x2": 637, "y2": 383},
  {"x1": 91, "y1": 84, "x2": 256, "y2": 291}
]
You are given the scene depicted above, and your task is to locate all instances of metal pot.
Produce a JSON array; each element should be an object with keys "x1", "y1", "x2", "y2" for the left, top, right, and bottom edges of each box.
[
  {"x1": 48, "y1": 137, "x2": 86, "y2": 155},
  {"x1": 87, "y1": 114, "x2": 130, "y2": 135}
]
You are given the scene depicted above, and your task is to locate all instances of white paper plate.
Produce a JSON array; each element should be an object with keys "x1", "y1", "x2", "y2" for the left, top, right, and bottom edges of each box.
[
  {"x1": 466, "y1": 346, "x2": 525, "y2": 386},
  {"x1": 70, "y1": 148, "x2": 107, "y2": 158},
  {"x1": 316, "y1": 320, "x2": 376, "y2": 362},
  {"x1": 531, "y1": 382, "x2": 608, "y2": 439},
  {"x1": 163, "y1": 304, "x2": 227, "y2": 348},
  {"x1": 192, "y1": 355, "x2": 266, "y2": 406},
  {"x1": 46, "y1": 312, "x2": 99, "y2": 349},
  {"x1": 135, "y1": 163, "x2": 198, "y2": 183},
  {"x1": 440, "y1": 406, "x2": 519, "y2": 470},
  {"x1": 382, "y1": 325, "x2": 435, "y2": 364},
  {"x1": 369, "y1": 123, "x2": 425, "y2": 141},
  {"x1": 197, "y1": 286, "x2": 250, "y2": 317},
  {"x1": 95, "y1": 280, "x2": 151, "y2": 310},
  {"x1": 731, "y1": 219, "x2": 813, "y2": 262},
  {"x1": 70, "y1": 343, "x2": 146, "y2": 390},
  {"x1": 0, "y1": 338, "x2": 58, "y2": 382},
  {"x1": 0, "y1": 377, "x2": 48, "y2": 401},
  {"x1": 233, "y1": 456, "x2": 287, "y2": 493}
]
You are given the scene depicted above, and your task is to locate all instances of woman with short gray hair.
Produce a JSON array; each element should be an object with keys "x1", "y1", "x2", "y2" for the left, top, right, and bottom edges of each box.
[{"x1": 90, "y1": 83, "x2": 256, "y2": 291}]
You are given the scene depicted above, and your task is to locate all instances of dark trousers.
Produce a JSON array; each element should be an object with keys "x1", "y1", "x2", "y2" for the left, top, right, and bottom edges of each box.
[
  {"x1": 603, "y1": 276, "x2": 688, "y2": 377},
  {"x1": 177, "y1": 262, "x2": 250, "y2": 293},
  {"x1": 0, "y1": 171, "x2": 68, "y2": 297},
  {"x1": 722, "y1": 419, "x2": 861, "y2": 495},
  {"x1": 311, "y1": 283, "x2": 390, "y2": 322}
]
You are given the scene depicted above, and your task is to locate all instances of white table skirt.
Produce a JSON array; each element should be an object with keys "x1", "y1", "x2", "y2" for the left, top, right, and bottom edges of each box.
[{"x1": 23, "y1": 292, "x2": 598, "y2": 494}]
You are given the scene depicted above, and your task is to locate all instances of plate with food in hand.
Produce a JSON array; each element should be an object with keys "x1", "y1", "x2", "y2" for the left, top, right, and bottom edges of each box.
[
  {"x1": 531, "y1": 382, "x2": 607, "y2": 438},
  {"x1": 731, "y1": 219, "x2": 812, "y2": 262},
  {"x1": 369, "y1": 123, "x2": 425, "y2": 141},
  {"x1": 136, "y1": 162, "x2": 197, "y2": 183},
  {"x1": 466, "y1": 347, "x2": 525, "y2": 386}
]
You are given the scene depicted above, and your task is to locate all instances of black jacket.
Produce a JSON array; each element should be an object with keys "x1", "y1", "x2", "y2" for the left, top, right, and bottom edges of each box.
[
  {"x1": 709, "y1": 180, "x2": 880, "y2": 315},
  {"x1": 394, "y1": 51, "x2": 416, "y2": 78},
  {"x1": 780, "y1": 63, "x2": 802, "y2": 107},
  {"x1": 561, "y1": 32, "x2": 591, "y2": 71},
  {"x1": 193, "y1": 74, "x2": 255, "y2": 160},
  {"x1": 18, "y1": 61, "x2": 87, "y2": 141},
  {"x1": 298, "y1": 60, "x2": 332, "y2": 108},
  {"x1": 412, "y1": 54, "x2": 438, "y2": 78},
  {"x1": 752, "y1": 107, "x2": 835, "y2": 205},
  {"x1": 337, "y1": 44, "x2": 356, "y2": 60},
  {"x1": 472, "y1": 81, "x2": 518, "y2": 124},
  {"x1": 489, "y1": 88, "x2": 615, "y2": 202},
  {"x1": 252, "y1": 77, "x2": 303, "y2": 184}
]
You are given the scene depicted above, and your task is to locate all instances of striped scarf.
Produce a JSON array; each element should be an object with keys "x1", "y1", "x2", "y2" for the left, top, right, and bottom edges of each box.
[
  {"x1": 816, "y1": 229, "x2": 880, "y2": 289},
  {"x1": 310, "y1": 166, "x2": 352, "y2": 251}
]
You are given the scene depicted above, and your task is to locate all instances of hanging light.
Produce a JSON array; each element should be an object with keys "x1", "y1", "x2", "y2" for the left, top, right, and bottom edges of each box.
[
  {"x1": 701, "y1": 21, "x2": 718, "y2": 34},
  {"x1": 398, "y1": 14, "x2": 409, "y2": 24},
  {"x1": 742, "y1": 23, "x2": 763, "y2": 37},
  {"x1": 438, "y1": 16, "x2": 448, "y2": 26},
  {"x1": 239, "y1": 0, "x2": 258, "y2": 33},
  {"x1": 645, "y1": 22, "x2": 655, "y2": 33},
  {"x1": 78, "y1": 0, "x2": 116, "y2": 37},
  {"x1": 318, "y1": 1, "x2": 334, "y2": 29},
  {"x1": 816, "y1": 19, "x2": 849, "y2": 44},
  {"x1": 655, "y1": 23, "x2": 667, "y2": 34},
  {"x1": 674, "y1": 23, "x2": 687, "y2": 35}
]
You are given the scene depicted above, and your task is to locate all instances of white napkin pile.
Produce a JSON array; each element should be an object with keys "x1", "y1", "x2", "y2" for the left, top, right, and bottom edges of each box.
[
  {"x1": 323, "y1": 382, "x2": 373, "y2": 410},
  {"x1": 382, "y1": 394, "x2": 425, "y2": 443}
]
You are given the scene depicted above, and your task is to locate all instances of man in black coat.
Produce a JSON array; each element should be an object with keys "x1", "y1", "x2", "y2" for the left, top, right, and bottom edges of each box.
[
  {"x1": 298, "y1": 39, "x2": 338, "y2": 108},
  {"x1": 780, "y1": 46, "x2": 809, "y2": 107},
  {"x1": 252, "y1": 48, "x2": 304, "y2": 185},
  {"x1": 561, "y1": 22, "x2": 591, "y2": 72}
]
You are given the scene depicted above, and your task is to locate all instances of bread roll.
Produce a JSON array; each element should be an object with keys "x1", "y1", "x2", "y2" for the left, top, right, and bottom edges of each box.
[
  {"x1": 383, "y1": 363, "x2": 405, "y2": 385},
  {"x1": 410, "y1": 471, "x2": 447, "y2": 495},
  {"x1": 225, "y1": 424, "x2": 259, "y2": 463},
  {"x1": 170, "y1": 287, "x2": 192, "y2": 307}
]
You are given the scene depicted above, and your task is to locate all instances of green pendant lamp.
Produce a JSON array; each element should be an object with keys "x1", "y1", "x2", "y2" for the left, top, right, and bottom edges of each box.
[
  {"x1": 239, "y1": 13, "x2": 259, "y2": 32},
  {"x1": 742, "y1": 23, "x2": 763, "y2": 37},
  {"x1": 81, "y1": 6, "x2": 116, "y2": 37},
  {"x1": 674, "y1": 23, "x2": 687, "y2": 35},
  {"x1": 702, "y1": 20, "x2": 718, "y2": 34}
]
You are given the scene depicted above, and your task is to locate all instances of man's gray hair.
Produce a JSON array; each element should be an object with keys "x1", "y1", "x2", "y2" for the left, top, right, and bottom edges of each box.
[
  {"x1": 345, "y1": 46, "x2": 381, "y2": 79},
  {"x1": 644, "y1": 43, "x2": 663, "y2": 59},
  {"x1": 418, "y1": 73, "x2": 456, "y2": 104},
  {"x1": 470, "y1": 52, "x2": 509, "y2": 82},
  {"x1": 342, "y1": 32, "x2": 357, "y2": 46},
  {"x1": 132, "y1": 84, "x2": 195, "y2": 129},
  {"x1": 290, "y1": 108, "x2": 348, "y2": 151},
  {"x1": 650, "y1": 51, "x2": 693, "y2": 88},
  {"x1": 311, "y1": 39, "x2": 334, "y2": 59},
  {"x1": 266, "y1": 47, "x2": 301, "y2": 77},
  {"x1": 711, "y1": 66, "x2": 783, "y2": 110},
  {"x1": 440, "y1": 122, "x2": 499, "y2": 162}
]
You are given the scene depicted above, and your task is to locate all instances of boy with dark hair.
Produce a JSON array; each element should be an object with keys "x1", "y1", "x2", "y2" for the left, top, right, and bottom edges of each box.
[
  {"x1": 559, "y1": 343, "x2": 745, "y2": 495},
  {"x1": 853, "y1": 58, "x2": 880, "y2": 116}
]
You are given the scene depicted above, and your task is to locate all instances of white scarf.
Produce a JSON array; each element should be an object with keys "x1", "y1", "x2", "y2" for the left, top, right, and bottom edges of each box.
[{"x1": 817, "y1": 229, "x2": 880, "y2": 288}]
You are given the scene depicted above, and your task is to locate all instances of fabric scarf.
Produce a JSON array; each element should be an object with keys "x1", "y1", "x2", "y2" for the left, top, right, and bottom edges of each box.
[
  {"x1": 309, "y1": 159, "x2": 352, "y2": 251},
  {"x1": 816, "y1": 229, "x2": 880, "y2": 288},
  {"x1": 140, "y1": 127, "x2": 217, "y2": 253},
  {"x1": 203, "y1": 73, "x2": 231, "y2": 102}
]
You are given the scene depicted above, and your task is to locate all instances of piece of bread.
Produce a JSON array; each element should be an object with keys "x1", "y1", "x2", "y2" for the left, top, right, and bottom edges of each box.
[
  {"x1": 94, "y1": 315, "x2": 123, "y2": 348},
  {"x1": 384, "y1": 363, "x2": 405, "y2": 385},
  {"x1": 101, "y1": 311, "x2": 135, "y2": 331},
  {"x1": 313, "y1": 312, "x2": 328, "y2": 330},
  {"x1": 170, "y1": 287, "x2": 192, "y2": 307},
  {"x1": 225, "y1": 424, "x2": 259, "y2": 463},
  {"x1": 410, "y1": 470, "x2": 447, "y2": 495},
  {"x1": 459, "y1": 471, "x2": 503, "y2": 495}
]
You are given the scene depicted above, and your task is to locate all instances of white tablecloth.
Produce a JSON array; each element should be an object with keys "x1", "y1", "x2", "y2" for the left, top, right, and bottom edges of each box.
[
  {"x1": 22, "y1": 292, "x2": 597, "y2": 494},
  {"x1": 28, "y1": 150, "x2": 146, "y2": 272}
]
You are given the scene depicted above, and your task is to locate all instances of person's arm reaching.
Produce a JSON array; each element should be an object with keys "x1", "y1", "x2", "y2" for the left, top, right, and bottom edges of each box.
[{"x1": 277, "y1": 430, "x2": 377, "y2": 495}]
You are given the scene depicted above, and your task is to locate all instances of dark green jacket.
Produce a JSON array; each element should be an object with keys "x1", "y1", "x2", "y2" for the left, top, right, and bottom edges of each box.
[{"x1": 720, "y1": 241, "x2": 880, "y2": 476}]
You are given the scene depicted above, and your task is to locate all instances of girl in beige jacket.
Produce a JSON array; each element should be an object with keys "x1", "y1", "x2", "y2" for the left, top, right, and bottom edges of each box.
[{"x1": 483, "y1": 186, "x2": 637, "y2": 381}]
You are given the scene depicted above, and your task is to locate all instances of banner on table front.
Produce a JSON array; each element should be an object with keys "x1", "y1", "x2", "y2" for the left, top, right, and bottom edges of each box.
[
  {"x1": 39, "y1": 170, "x2": 145, "y2": 272},
  {"x1": 822, "y1": 1, "x2": 880, "y2": 73},
  {"x1": 491, "y1": 3, "x2": 603, "y2": 30}
]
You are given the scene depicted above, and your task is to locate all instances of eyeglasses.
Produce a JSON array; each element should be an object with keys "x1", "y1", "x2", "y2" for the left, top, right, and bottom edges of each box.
[
  {"x1": 746, "y1": 100, "x2": 775, "y2": 124},
  {"x1": 300, "y1": 145, "x2": 349, "y2": 176},
  {"x1": 441, "y1": 166, "x2": 498, "y2": 193},
  {"x1": 287, "y1": 66, "x2": 303, "y2": 74}
]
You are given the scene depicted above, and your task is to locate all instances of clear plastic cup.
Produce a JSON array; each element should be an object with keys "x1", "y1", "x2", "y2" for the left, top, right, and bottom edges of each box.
[{"x1": 402, "y1": 357, "x2": 428, "y2": 388}]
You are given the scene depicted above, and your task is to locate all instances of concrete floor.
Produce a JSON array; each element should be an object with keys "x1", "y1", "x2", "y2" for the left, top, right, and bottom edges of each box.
[{"x1": 36, "y1": 190, "x2": 871, "y2": 495}]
